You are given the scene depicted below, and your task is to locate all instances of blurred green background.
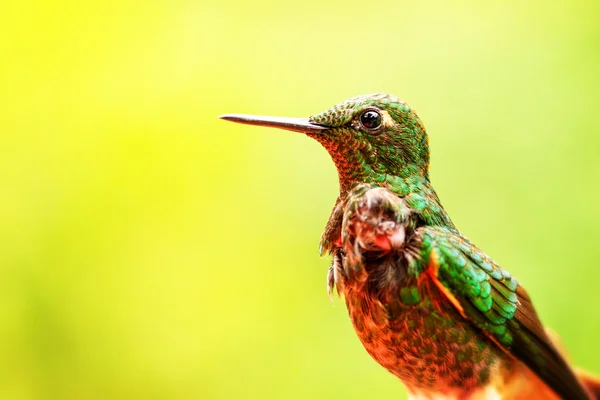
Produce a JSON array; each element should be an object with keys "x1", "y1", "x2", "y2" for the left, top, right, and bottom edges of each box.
[{"x1": 1, "y1": 1, "x2": 599, "y2": 399}]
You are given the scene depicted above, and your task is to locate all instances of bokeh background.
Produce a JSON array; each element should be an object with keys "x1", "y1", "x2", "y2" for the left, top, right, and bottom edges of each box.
[{"x1": 1, "y1": 1, "x2": 599, "y2": 399}]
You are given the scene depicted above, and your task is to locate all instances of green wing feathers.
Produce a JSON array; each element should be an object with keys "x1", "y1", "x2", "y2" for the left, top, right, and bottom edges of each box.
[{"x1": 419, "y1": 227, "x2": 592, "y2": 400}]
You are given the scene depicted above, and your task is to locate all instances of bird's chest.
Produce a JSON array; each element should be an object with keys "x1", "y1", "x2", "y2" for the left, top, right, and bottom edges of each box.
[{"x1": 341, "y1": 282, "x2": 506, "y2": 395}]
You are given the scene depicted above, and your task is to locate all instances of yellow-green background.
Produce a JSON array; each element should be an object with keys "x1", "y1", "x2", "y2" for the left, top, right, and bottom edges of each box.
[{"x1": 1, "y1": 1, "x2": 599, "y2": 399}]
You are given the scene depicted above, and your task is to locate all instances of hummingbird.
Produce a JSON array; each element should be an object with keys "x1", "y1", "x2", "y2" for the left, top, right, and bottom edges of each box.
[{"x1": 220, "y1": 93, "x2": 599, "y2": 400}]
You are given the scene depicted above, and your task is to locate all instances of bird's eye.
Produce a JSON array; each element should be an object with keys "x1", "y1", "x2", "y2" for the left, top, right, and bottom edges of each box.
[{"x1": 359, "y1": 110, "x2": 382, "y2": 130}]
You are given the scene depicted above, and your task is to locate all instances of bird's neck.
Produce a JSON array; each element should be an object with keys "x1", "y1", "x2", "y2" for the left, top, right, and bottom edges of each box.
[
  {"x1": 323, "y1": 171, "x2": 453, "y2": 246},
  {"x1": 338, "y1": 165, "x2": 426, "y2": 198}
]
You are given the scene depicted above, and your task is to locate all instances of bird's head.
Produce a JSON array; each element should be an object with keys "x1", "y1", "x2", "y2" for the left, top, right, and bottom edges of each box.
[{"x1": 221, "y1": 93, "x2": 430, "y2": 195}]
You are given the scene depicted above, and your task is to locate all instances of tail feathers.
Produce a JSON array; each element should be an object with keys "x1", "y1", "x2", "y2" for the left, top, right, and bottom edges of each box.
[
  {"x1": 545, "y1": 328, "x2": 599, "y2": 400},
  {"x1": 578, "y1": 370, "x2": 600, "y2": 400}
]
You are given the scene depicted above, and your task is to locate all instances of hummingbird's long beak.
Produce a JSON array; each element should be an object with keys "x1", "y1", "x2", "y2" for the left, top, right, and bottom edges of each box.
[{"x1": 219, "y1": 114, "x2": 328, "y2": 134}]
